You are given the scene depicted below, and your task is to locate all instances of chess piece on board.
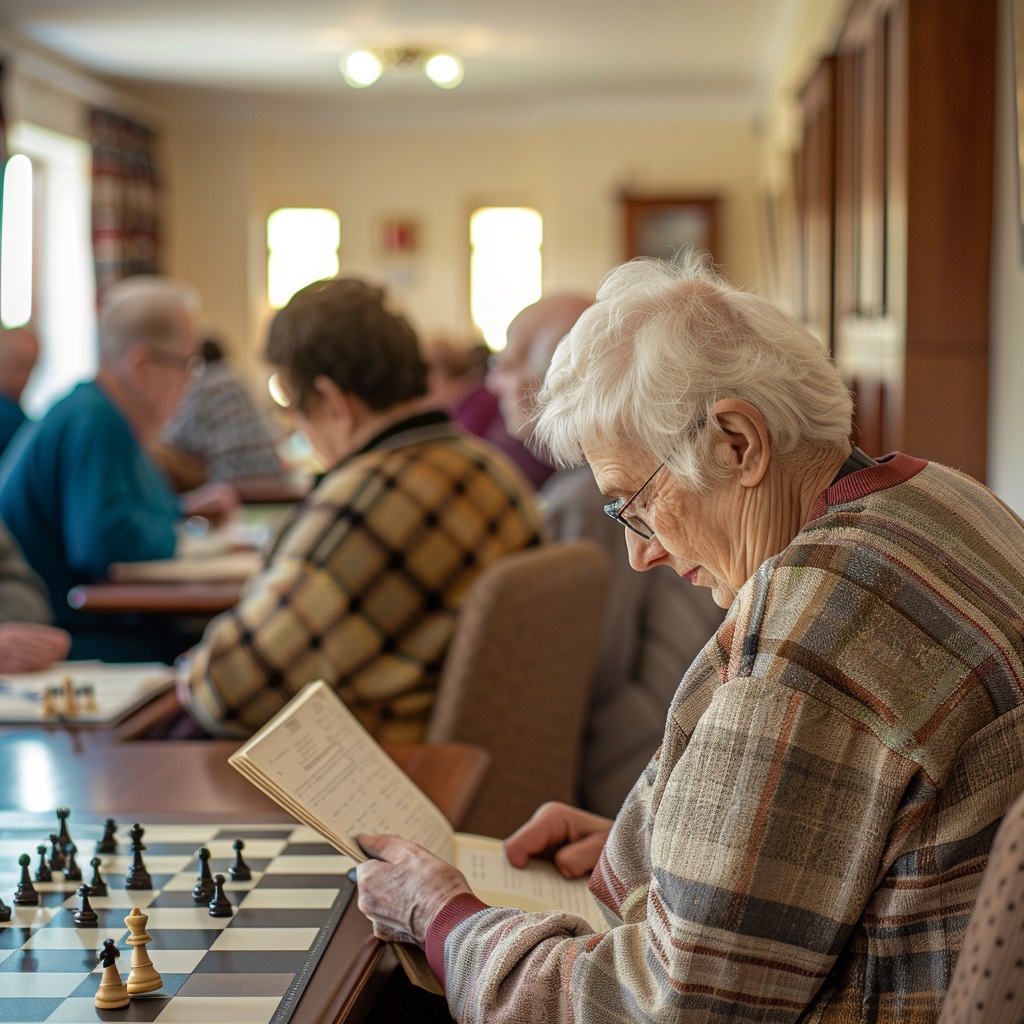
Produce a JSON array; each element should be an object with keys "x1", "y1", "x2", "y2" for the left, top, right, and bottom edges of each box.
[
  {"x1": 124, "y1": 906, "x2": 162, "y2": 994},
  {"x1": 40, "y1": 687, "x2": 57, "y2": 717},
  {"x1": 61, "y1": 677, "x2": 76, "y2": 717},
  {"x1": 192, "y1": 847, "x2": 215, "y2": 902},
  {"x1": 229, "y1": 838, "x2": 252, "y2": 881},
  {"x1": 125, "y1": 824, "x2": 152, "y2": 890},
  {"x1": 56, "y1": 807, "x2": 73, "y2": 851},
  {"x1": 96, "y1": 818, "x2": 118, "y2": 854},
  {"x1": 0, "y1": 894, "x2": 9, "y2": 922},
  {"x1": 88, "y1": 857, "x2": 108, "y2": 897},
  {"x1": 48, "y1": 832, "x2": 66, "y2": 873},
  {"x1": 208, "y1": 874, "x2": 233, "y2": 918},
  {"x1": 73, "y1": 884, "x2": 98, "y2": 927},
  {"x1": 82, "y1": 684, "x2": 99, "y2": 713},
  {"x1": 34, "y1": 844, "x2": 52, "y2": 882},
  {"x1": 64, "y1": 843, "x2": 82, "y2": 881},
  {"x1": 95, "y1": 939, "x2": 130, "y2": 1010},
  {"x1": 13, "y1": 853, "x2": 38, "y2": 905}
]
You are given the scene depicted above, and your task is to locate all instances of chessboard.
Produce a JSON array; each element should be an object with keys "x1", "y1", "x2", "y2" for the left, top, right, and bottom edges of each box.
[
  {"x1": 0, "y1": 814, "x2": 356, "y2": 1024},
  {"x1": 0, "y1": 663, "x2": 173, "y2": 726}
]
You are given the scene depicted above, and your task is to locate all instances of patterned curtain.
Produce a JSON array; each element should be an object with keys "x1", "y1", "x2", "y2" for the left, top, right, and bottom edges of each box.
[{"x1": 90, "y1": 108, "x2": 161, "y2": 302}]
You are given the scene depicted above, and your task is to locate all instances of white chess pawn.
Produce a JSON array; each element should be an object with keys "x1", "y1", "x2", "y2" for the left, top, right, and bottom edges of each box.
[
  {"x1": 95, "y1": 939, "x2": 130, "y2": 1010},
  {"x1": 124, "y1": 906, "x2": 162, "y2": 994}
]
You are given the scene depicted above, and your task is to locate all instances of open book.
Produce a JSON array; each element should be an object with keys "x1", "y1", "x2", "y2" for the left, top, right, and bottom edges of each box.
[{"x1": 229, "y1": 680, "x2": 606, "y2": 992}]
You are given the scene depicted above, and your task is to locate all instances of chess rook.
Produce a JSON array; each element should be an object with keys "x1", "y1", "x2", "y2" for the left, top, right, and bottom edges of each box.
[
  {"x1": 124, "y1": 906, "x2": 163, "y2": 994},
  {"x1": 34, "y1": 844, "x2": 51, "y2": 883}
]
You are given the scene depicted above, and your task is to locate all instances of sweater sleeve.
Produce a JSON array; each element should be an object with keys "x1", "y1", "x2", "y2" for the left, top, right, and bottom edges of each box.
[
  {"x1": 440, "y1": 677, "x2": 918, "y2": 1023},
  {"x1": 61, "y1": 418, "x2": 177, "y2": 579}
]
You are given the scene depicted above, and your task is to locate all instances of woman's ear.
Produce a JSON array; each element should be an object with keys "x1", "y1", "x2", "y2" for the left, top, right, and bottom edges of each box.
[
  {"x1": 710, "y1": 399, "x2": 770, "y2": 488},
  {"x1": 311, "y1": 375, "x2": 354, "y2": 426}
]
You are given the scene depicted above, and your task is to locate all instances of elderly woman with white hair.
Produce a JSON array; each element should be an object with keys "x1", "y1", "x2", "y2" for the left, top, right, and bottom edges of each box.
[{"x1": 356, "y1": 253, "x2": 1024, "y2": 1022}]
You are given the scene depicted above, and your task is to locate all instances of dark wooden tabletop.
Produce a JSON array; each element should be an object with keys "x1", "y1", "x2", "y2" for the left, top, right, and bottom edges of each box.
[{"x1": 67, "y1": 580, "x2": 245, "y2": 614}]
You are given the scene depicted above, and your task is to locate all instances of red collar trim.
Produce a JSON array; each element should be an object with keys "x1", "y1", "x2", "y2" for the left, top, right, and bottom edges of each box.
[{"x1": 807, "y1": 452, "x2": 929, "y2": 523}]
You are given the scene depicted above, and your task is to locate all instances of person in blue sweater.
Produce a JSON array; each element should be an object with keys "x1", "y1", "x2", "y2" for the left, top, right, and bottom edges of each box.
[
  {"x1": 0, "y1": 276, "x2": 237, "y2": 661},
  {"x1": 0, "y1": 327, "x2": 39, "y2": 454}
]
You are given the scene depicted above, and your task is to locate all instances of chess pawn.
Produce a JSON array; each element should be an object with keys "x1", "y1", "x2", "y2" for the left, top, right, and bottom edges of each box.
[
  {"x1": 229, "y1": 838, "x2": 252, "y2": 881},
  {"x1": 40, "y1": 687, "x2": 57, "y2": 717},
  {"x1": 13, "y1": 853, "x2": 38, "y2": 905},
  {"x1": 124, "y1": 906, "x2": 162, "y2": 994},
  {"x1": 96, "y1": 818, "x2": 118, "y2": 854},
  {"x1": 208, "y1": 874, "x2": 233, "y2": 918},
  {"x1": 64, "y1": 843, "x2": 82, "y2": 882},
  {"x1": 192, "y1": 847, "x2": 215, "y2": 902},
  {"x1": 88, "y1": 857, "x2": 108, "y2": 897},
  {"x1": 73, "y1": 884, "x2": 98, "y2": 928},
  {"x1": 95, "y1": 939, "x2": 130, "y2": 1010},
  {"x1": 34, "y1": 844, "x2": 52, "y2": 883},
  {"x1": 48, "y1": 832, "x2": 66, "y2": 873}
]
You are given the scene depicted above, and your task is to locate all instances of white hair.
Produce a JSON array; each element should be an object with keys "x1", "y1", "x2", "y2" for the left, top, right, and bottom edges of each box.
[
  {"x1": 99, "y1": 275, "x2": 200, "y2": 364},
  {"x1": 533, "y1": 252, "x2": 854, "y2": 491}
]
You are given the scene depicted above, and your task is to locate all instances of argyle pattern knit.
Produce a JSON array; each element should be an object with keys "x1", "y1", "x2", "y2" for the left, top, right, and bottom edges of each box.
[
  {"x1": 183, "y1": 414, "x2": 543, "y2": 740},
  {"x1": 433, "y1": 454, "x2": 1024, "y2": 1023}
]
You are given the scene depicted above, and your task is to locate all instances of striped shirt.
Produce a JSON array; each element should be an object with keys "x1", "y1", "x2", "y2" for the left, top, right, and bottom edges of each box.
[
  {"x1": 182, "y1": 412, "x2": 543, "y2": 741},
  {"x1": 433, "y1": 453, "x2": 1024, "y2": 1023}
]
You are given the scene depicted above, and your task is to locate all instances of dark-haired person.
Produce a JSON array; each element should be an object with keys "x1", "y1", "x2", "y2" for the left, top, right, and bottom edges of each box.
[{"x1": 176, "y1": 278, "x2": 544, "y2": 741}]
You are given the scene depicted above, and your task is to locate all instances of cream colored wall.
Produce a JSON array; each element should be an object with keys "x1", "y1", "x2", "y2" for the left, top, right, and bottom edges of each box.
[{"x1": 158, "y1": 115, "x2": 762, "y2": 377}]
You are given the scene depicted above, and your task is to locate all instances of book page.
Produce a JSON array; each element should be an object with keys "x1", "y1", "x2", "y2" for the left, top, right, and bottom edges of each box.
[
  {"x1": 453, "y1": 833, "x2": 607, "y2": 933},
  {"x1": 230, "y1": 682, "x2": 456, "y2": 863}
]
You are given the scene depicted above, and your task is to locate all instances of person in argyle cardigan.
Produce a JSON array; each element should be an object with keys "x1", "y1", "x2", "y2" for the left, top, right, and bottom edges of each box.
[{"x1": 177, "y1": 278, "x2": 543, "y2": 741}]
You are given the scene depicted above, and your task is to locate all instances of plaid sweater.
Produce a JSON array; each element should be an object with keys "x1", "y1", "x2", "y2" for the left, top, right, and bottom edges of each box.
[
  {"x1": 433, "y1": 454, "x2": 1024, "y2": 1023},
  {"x1": 183, "y1": 412, "x2": 543, "y2": 740}
]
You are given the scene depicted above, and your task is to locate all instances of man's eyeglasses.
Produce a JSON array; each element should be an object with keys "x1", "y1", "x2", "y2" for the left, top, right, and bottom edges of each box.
[{"x1": 603, "y1": 462, "x2": 665, "y2": 540}]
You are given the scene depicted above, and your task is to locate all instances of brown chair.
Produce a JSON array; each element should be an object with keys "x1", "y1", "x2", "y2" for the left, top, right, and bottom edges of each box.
[
  {"x1": 938, "y1": 789, "x2": 1024, "y2": 1023},
  {"x1": 426, "y1": 540, "x2": 610, "y2": 838}
]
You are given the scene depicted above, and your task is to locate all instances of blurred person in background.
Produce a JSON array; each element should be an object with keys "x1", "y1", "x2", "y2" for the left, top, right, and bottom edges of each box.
[{"x1": 0, "y1": 327, "x2": 39, "y2": 454}]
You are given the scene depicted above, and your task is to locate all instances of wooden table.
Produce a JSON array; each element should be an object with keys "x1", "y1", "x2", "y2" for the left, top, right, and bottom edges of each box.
[
  {"x1": 0, "y1": 729, "x2": 489, "y2": 1022},
  {"x1": 67, "y1": 580, "x2": 244, "y2": 615}
]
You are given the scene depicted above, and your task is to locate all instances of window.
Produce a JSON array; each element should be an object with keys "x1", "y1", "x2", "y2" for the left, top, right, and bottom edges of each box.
[
  {"x1": 1, "y1": 154, "x2": 33, "y2": 329},
  {"x1": 6, "y1": 122, "x2": 95, "y2": 417},
  {"x1": 469, "y1": 207, "x2": 542, "y2": 350},
  {"x1": 266, "y1": 208, "x2": 340, "y2": 309}
]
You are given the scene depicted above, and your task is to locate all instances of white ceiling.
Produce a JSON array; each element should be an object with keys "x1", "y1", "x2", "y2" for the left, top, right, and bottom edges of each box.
[{"x1": 0, "y1": 0, "x2": 813, "y2": 125}]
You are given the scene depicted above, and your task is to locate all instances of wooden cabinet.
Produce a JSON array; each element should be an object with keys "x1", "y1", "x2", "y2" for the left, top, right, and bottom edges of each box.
[{"x1": 797, "y1": 0, "x2": 996, "y2": 480}]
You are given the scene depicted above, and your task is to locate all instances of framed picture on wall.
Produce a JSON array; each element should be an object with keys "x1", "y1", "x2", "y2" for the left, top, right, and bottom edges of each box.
[{"x1": 621, "y1": 193, "x2": 720, "y2": 263}]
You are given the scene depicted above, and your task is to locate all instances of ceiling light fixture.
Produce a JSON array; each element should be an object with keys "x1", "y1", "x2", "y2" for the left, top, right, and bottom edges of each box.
[{"x1": 339, "y1": 48, "x2": 464, "y2": 90}]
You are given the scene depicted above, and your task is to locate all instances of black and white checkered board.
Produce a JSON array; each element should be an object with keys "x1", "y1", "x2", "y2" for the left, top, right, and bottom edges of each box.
[{"x1": 0, "y1": 819, "x2": 355, "y2": 1024}]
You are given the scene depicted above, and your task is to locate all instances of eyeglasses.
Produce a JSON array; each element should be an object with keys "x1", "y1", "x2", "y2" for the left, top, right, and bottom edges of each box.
[{"x1": 603, "y1": 462, "x2": 665, "y2": 539}]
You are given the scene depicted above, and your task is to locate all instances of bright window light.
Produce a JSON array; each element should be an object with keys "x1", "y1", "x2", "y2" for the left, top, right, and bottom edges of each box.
[
  {"x1": 1, "y1": 154, "x2": 34, "y2": 328},
  {"x1": 267, "y1": 208, "x2": 340, "y2": 309},
  {"x1": 470, "y1": 207, "x2": 542, "y2": 350},
  {"x1": 425, "y1": 54, "x2": 464, "y2": 89},
  {"x1": 342, "y1": 51, "x2": 383, "y2": 88}
]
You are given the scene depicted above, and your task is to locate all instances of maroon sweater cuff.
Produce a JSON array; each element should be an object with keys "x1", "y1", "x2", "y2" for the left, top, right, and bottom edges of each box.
[{"x1": 425, "y1": 892, "x2": 490, "y2": 989}]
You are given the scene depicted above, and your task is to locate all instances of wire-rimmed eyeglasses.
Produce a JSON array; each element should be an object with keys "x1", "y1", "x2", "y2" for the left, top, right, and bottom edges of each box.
[{"x1": 603, "y1": 462, "x2": 665, "y2": 539}]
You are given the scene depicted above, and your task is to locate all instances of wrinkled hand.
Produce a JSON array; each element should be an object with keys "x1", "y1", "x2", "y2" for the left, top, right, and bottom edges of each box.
[
  {"x1": 503, "y1": 802, "x2": 613, "y2": 879},
  {"x1": 0, "y1": 623, "x2": 71, "y2": 673},
  {"x1": 356, "y1": 834, "x2": 473, "y2": 945},
  {"x1": 180, "y1": 481, "x2": 239, "y2": 527}
]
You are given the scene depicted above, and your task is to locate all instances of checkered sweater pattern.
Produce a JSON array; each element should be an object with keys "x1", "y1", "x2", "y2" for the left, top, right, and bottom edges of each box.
[
  {"x1": 184, "y1": 417, "x2": 543, "y2": 740},
  {"x1": 439, "y1": 454, "x2": 1024, "y2": 1023}
]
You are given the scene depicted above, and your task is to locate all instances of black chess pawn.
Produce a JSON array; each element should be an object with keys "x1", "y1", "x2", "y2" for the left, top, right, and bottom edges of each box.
[
  {"x1": 228, "y1": 839, "x2": 252, "y2": 882},
  {"x1": 192, "y1": 847, "x2": 215, "y2": 902},
  {"x1": 55, "y1": 807, "x2": 73, "y2": 853},
  {"x1": 13, "y1": 853, "x2": 38, "y2": 905},
  {"x1": 0, "y1": 894, "x2": 9, "y2": 922},
  {"x1": 208, "y1": 874, "x2": 233, "y2": 918},
  {"x1": 125, "y1": 824, "x2": 152, "y2": 891},
  {"x1": 64, "y1": 843, "x2": 82, "y2": 882},
  {"x1": 73, "y1": 883, "x2": 98, "y2": 927},
  {"x1": 48, "y1": 832, "x2": 66, "y2": 873},
  {"x1": 95, "y1": 818, "x2": 118, "y2": 854},
  {"x1": 88, "y1": 857, "x2": 108, "y2": 897},
  {"x1": 34, "y1": 844, "x2": 52, "y2": 883}
]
